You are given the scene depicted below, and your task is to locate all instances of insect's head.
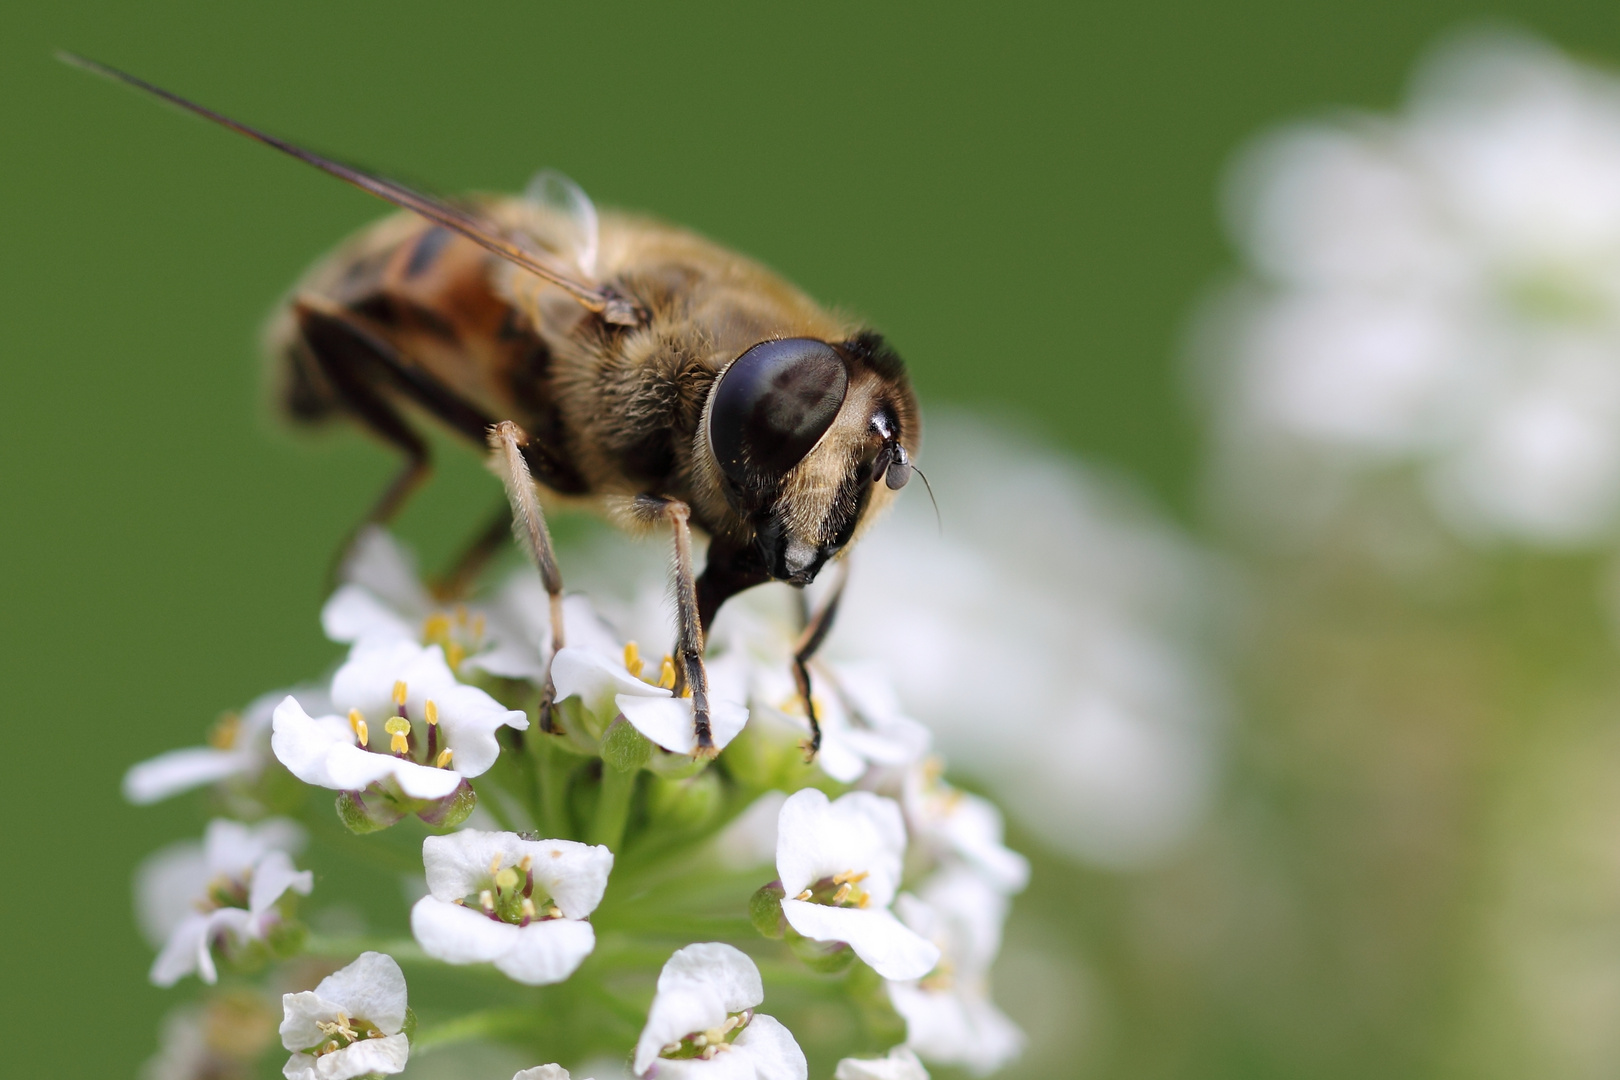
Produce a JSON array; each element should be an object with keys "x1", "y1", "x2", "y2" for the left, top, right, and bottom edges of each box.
[{"x1": 703, "y1": 333, "x2": 919, "y2": 584}]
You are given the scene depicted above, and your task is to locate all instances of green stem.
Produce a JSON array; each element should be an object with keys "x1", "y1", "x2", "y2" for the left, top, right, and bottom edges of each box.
[
  {"x1": 303, "y1": 935, "x2": 433, "y2": 964},
  {"x1": 591, "y1": 762, "x2": 638, "y2": 851},
  {"x1": 412, "y1": 1007, "x2": 536, "y2": 1054},
  {"x1": 533, "y1": 735, "x2": 574, "y2": 839}
]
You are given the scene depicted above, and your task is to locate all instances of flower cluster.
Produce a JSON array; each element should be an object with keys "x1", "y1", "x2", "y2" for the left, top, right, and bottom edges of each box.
[
  {"x1": 1197, "y1": 30, "x2": 1620, "y2": 548},
  {"x1": 124, "y1": 519, "x2": 1031, "y2": 1078}
]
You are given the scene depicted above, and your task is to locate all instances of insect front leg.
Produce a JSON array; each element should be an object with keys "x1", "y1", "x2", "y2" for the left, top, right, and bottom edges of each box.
[
  {"x1": 791, "y1": 560, "x2": 850, "y2": 759},
  {"x1": 630, "y1": 496, "x2": 716, "y2": 758},
  {"x1": 487, "y1": 421, "x2": 567, "y2": 731}
]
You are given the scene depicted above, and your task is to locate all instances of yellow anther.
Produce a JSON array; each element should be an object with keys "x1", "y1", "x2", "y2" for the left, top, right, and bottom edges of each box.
[
  {"x1": 452, "y1": 897, "x2": 466, "y2": 906},
  {"x1": 832, "y1": 883, "x2": 853, "y2": 906},
  {"x1": 390, "y1": 733, "x2": 409, "y2": 755},
  {"x1": 435, "y1": 748, "x2": 454, "y2": 769},
  {"x1": 455, "y1": 604, "x2": 469, "y2": 626},
  {"x1": 693, "y1": 1035, "x2": 709, "y2": 1048},
  {"x1": 519, "y1": 854, "x2": 533, "y2": 872},
  {"x1": 495, "y1": 867, "x2": 520, "y2": 893},
  {"x1": 857, "y1": 893, "x2": 871, "y2": 909},
  {"x1": 659, "y1": 656, "x2": 676, "y2": 690},
  {"x1": 207, "y1": 712, "x2": 241, "y2": 750},
  {"x1": 833, "y1": 870, "x2": 869, "y2": 885},
  {"x1": 422, "y1": 613, "x2": 451, "y2": 643},
  {"x1": 521, "y1": 897, "x2": 537, "y2": 920},
  {"x1": 392, "y1": 680, "x2": 408, "y2": 707},
  {"x1": 445, "y1": 643, "x2": 466, "y2": 670},
  {"x1": 545, "y1": 904, "x2": 562, "y2": 919},
  {"x1": 479, "y1": 889, "x2": 495, "y2": 913},
  {"x1": 424, "y1": 699, "x2": 439, "y2": 726},
  {"x1": 320, "y1": 1040, "x2": 339, "y2": 1057},
  {"x1": 794, "y1": 889, "x2": 813, "y2": 901},
  {"x1": 471, "y1": 613, "x2": 486, "y2": 639},
  {"x1": 349, "y1": 710, "x2": 369, "y2": 748},
  {"x1": 489, "y1": 854, "x2": 504, "y2": 876},
  {"x1": 624, "y1": 640, "x2": 642, "y2": 677}
]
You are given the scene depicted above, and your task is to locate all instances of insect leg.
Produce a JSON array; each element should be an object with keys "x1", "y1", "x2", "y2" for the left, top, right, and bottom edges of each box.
[
  {"x1": 292, "y1": 300, "x2": 433, "y2": 576},
  {"x1": 430, "y1": 501, "x2": 514, "y2": 601},
  {"x1": 791, "y1": 560, "x2": 850, "y2": 759},
  {"x1": 629, "y1": 496, "x2": 715, "y2": 757},
  {"x1": 488, "y1": 421, "x2": 567, "y2": 732}
]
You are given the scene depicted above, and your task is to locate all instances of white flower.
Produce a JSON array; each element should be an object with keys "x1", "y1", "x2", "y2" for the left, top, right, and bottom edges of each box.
[
  {"x1": 410, "y1": 830, "x2": 612, "y2": 985},
  {"x1": 715, "y1": 592, "x2": 931, "y2": 783},
  {"x1": 901, "y1": 759, "x2": 1029, "y2": 895},
  {"x1": 551, "y1": 637, "x2": 749, "y2": 758},
  {"x1": 887, "y1": 867, "x2": 1023, "y2": 1076},
  {"x1": 323, "y1": 526, "x2": 544, "y2": 679},
  {"x1": 279, "y1": 951, "x2": 410, "y2": 1080},
  {"x1": 1200, "y1": 31, "x2": 1620, "y2": 546},
  {"x1": 775, "y1": 789, "x2": 940, "y2": 981},
  {"x1": 632, "y1": 942, "x2": 806, "y2": 1079},
  {"x1": 141, "y1": 995, "x2": 278, "y2": 1080},
  {"x1": 514, "y1": 1067, "x2": 594, "y2": 1080},
  {"x1": 136, "y1": 819, "x2": 313, "y2": 987},
  {"x1": 833, "y1": 1047, "x2": 929, "y2": 1080},
  {"x1": 123, "y1": 686, "x2": 330, "y2": 805},
  {"x1": 271, "y1": 640, "x2": 527, "y2": 802}
]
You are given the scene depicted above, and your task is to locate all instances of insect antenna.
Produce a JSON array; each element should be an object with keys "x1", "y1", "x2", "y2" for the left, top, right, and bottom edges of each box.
[
  {"x1": 912, "y1": 464, "x2": 942, "y2": 537},
  {"x1": 56, "y1": 51, "x2": 643, "y2": 326}
]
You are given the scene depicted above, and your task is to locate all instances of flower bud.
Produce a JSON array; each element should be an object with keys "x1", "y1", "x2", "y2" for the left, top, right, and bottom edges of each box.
[
  {"x1": 647, "y1": 771, "x2": 722, "y2": 832},
  {"x1": 601, "y1": 717, "x2": 653, "y2": 773},
  {"x1": 750, "y1": 881, "x2": 787, "y2": 939},
  {"x1": 788, "y1": 930, "x2": 857, "y2": 974},
  {"x1": 335, "y1": 790, "x2": 407, "y2": 834},
  {"x1": 417, "y1": 779, "x2": 478, "y2": 829}
]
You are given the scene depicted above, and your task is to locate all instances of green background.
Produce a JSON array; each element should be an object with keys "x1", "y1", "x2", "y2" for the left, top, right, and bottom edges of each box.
[{"x1": 5, "y1": 3, "x2": 1619, "y2": 1077}]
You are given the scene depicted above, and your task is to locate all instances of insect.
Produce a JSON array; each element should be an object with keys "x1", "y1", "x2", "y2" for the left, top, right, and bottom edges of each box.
[{"x1": 64, "y1": 55, "x2": 923, "y2": 758}]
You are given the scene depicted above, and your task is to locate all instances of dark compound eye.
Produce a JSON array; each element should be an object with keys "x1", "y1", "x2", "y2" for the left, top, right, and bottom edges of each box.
[{"x1": 708, "y1": 338, "x2": 849, "y2": 487}]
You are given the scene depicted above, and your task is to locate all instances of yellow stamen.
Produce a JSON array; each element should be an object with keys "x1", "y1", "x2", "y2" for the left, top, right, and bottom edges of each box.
[
  {"x1": 435, "y1": 748, "x2": 454, "y2": 769},
  {"x1": 471, "y1": 613, "x2": 486, "y2": 639},
  {"x1": 521, "y1": 897, "x2": 537, "y2": 920},
  {"x1": 495, "y1": 867, "x2": 520, "y2": 893},
  {"x1": 833, "y1": 870, "x2": 869, "y2": 885},
  {"x1": 488, "y1": 854, "x2": 503, "y2": 876},
  {"x1": 832, "y1": 882, "x2": 853, "y2": 905},
  {"x1": 659, "y1": 656, "x2": 676, "y2": 690},
  {"x1": 545, "y1": 904, "x2": 562, "y2": 918},
  {"x1": 392, "y1": 680, "x2": 408, "y2": 707},
  {"x1": 794, "y1": 889, "x2": 813, "y2": 901},
  {"x1": 452, "y1": 898, "x2": 465, "y2": 906},
  {"x1": 422, "y1": 613, "x2": 451, "y2": 643},
  {"x1": 384, "y1": 716, "x2": 410, "y2": 755},
  {"x1": 424, "y1": 699, "x2": 439, "y2": 726},
  {"x1": 479, "y1": 889, "x2": 495, "y2": 913},
  {"x1": 445, "y1": 642, "x2": 466, "y2": 670},
  {"x1": 519, "y1": 854, "x2": 533, "y2": 872},
  {"x1": 455, "y1": 603, "x2": 469, "y2": 626},
  {"x1": 624, "y1": 640, "x2": 642, "y2": 676},
  {"x1": 857, "y1": 893, "x2": 871, "y2": 909},
  {"x1": 348, "y1": 709, "x2": 369, "y2": 748},
  {"x1": 206, "y1": 712, "x2": 241, "y2": 750}
]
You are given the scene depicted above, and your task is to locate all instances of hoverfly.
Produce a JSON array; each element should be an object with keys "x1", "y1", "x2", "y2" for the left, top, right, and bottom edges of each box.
[{"x1": 65, "y1": 55, "x2": 922, "y2": 758}]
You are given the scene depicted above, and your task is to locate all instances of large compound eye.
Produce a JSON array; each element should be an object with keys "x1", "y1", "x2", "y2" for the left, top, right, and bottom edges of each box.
[{"x1": 708, "y1": 338, "x2": 849, "y2": 486}]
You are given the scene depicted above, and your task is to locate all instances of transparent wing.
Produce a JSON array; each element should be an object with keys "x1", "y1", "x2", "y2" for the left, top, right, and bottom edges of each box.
[{"x1": 524, "y1": 169, "x2": 599, "y2": 278}]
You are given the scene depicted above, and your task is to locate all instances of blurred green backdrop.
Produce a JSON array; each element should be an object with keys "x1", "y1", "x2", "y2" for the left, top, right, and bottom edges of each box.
[{"x1": 7, "y1": 2, "x2": 1620, "y2": 1078}]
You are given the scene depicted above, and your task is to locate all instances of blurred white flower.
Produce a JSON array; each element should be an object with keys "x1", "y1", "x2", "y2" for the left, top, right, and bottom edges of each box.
[
  {"x1": 141, "y1": 995, "x2": 278, "y2": 1080},
  {"x1": 900, "y1": 758, "x2": 1030, "y2": 895},
  {"x1": 887, "y1": 867, "x2": 1023, "y2": 1076},
  {"x1": 123, "y1": 685, "x2": 330, "y2": 805},
  {"x1": 834, "y1": 1047, "x2": 929, "y2": 1080},
  {"x1": 1199, "y1": 30, "x2": 1620, "y2": 546},
  {"x1": 775, "y1": 789, "x2": 940, "y2": 981},
  {"x1": 271, "y1": 640, "x2": 527, "y2": 802},
  {"x1": 515, "y1": 1067, "x2": 593, "y2": 1080},
  {"x1": 136, "y1": 818, "x2": 312, "y2": 987},
  {"x1": 279, "y1": 951, "x2": 410, "y2": 1080},
  {"x1": 632, "y1": 942, "x2": 806, "y2": 1079},
  {"x1": 410, "y1": 830, "x2": 612, "y2": 985}
]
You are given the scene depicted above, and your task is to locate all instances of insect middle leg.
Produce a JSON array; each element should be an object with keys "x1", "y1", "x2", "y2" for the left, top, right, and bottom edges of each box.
[{"x1": 791, "y1": 561, "x2": 849, "y2": 758}]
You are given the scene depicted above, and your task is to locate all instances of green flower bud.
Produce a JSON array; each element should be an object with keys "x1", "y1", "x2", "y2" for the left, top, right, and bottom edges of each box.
[
  {"x1": 788, "y1": 930, "x2": 857, "y2": 974},
  {"x1": 602, "y1": 717, "x2": 653, "y2": 773},
  {"x1": 335, "y1": 790, "x2": 407, "y2": 834},
  {"x1": 417, "y1": 779, "x2": 478, "y2": 829},
  {"x1": 750, "y1": 881, "x2": 787, "y2": 939},
  {"x1": 648, "y1": 770, "x2": 722, "y2": 832}
]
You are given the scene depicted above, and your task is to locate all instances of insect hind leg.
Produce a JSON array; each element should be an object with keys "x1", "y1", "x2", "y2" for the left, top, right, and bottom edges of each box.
[
  {"x1": 792, "y1": 561, "x2": 849, "y2": 759},
  {"x1": 292, "y1": 299, "x2": 433, "y2": 583}
]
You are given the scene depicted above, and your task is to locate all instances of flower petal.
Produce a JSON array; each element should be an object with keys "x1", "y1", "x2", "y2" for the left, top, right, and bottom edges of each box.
[
  {"x1": 492, "y1": 919, "x2": 597, "y2": 986},
  {"x1": 780, "y1": 902, "x2": 940, "y2": 981},
  {"x1": 421, "y1": 832, "x2": 613, "y2": 917},
  {"x1": 122, "y1": 747, "x2": 252, "y2": 805},
  {"x1": 411, "y1": 896, "x2": 516, "y2": 965},
  {"x1": 321, "y1": 583, "x2": 417, "y2": 646},
  {"x1": 311, "y1": 951, "x2": 408, "y2": 1035},
  {"x1": 634, "y1": 943, "x2": 765, "y2": 1074},
  {"x1": 887, "y1": 981, "x2": 1023, "y2": 1076},
  {"x1": 618, "y1": 694, "x2": 749, "y2": 756},
  {"x1": 833, "y1": 1047, "x2": 929, "y2": 1080},
  {"x1": 282, "y1": 1032, "x2": 410, "y2": 1080},
  {"x1": 250, "y1": 849, "x2": 314, "y2": 914},
  {"x1": 555, "y1": 647, "x2": 665, "y2": 720},
  {"x1": 644, "y1": 1014, "x2": 807, "y2": 1080},
  {"x1": 271, "y1": 698, "x2": 354, "y2": 788},
  {"x1": 513, "y1": 1067, "x2": 575, "y2": 1080},
  {"x1": 148, "y1": 912, "x2": 209, "y2": 988}
]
